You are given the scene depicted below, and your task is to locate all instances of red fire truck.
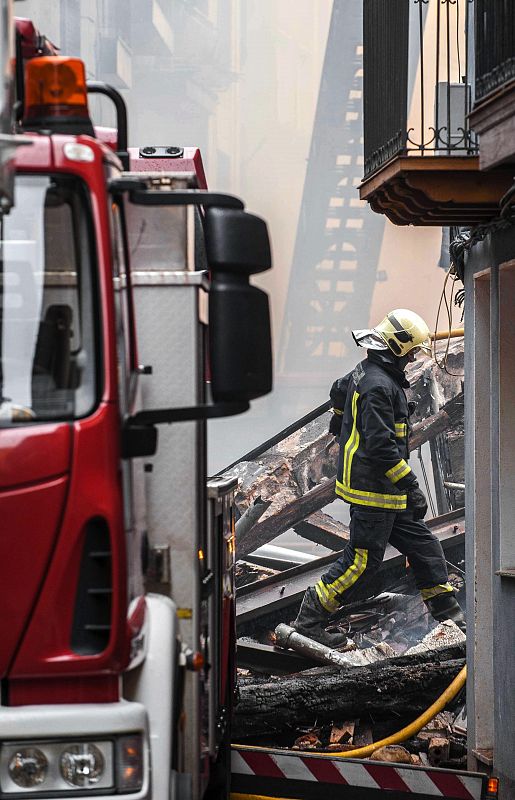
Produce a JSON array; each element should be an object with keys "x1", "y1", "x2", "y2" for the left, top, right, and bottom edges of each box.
[{"x1": 0, "y1": 18, "x2": 272, "y2": 800}]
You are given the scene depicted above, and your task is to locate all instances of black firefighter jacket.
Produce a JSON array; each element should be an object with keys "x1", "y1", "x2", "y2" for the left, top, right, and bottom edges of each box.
[{"x1": 330, "y1": 350, "x2": 415, "y2": 511}]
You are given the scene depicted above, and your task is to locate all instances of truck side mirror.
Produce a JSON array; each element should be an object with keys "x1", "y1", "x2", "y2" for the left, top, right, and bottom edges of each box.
[{"x1": 205, "y1": 207, "x2": 272, "y2": 403}]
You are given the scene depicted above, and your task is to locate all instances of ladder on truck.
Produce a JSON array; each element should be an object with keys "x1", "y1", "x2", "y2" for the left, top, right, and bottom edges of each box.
[{"x1": 231, "y1": 744, "x2": 494, "y2": 800}]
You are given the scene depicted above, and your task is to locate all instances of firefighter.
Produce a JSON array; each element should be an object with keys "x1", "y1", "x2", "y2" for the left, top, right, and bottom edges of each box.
[{"x1": 292, "y1": 309, "x2": 466, "y2": 647}]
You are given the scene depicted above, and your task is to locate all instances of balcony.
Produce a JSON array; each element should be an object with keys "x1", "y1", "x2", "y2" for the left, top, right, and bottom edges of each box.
[
  {"x1": 360, "y1": 0, "x2": 513, "y2": 225},
  {"x1": 468, "y1": 0, "x2": 515, "y2": 170}
]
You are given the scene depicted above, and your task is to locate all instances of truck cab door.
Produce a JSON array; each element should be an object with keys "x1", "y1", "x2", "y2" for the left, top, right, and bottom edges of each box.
[{"x1": 107, "y1": 191, "x2": 148, "y2": 624}]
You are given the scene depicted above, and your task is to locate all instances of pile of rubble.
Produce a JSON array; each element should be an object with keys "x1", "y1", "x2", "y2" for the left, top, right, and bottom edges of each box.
[
  {"x1": 287, "y1": 708, "x2": 467, "y2": 769},
  {"x1": 234, "y1": 607, "x2": 466, "y2": 748}
]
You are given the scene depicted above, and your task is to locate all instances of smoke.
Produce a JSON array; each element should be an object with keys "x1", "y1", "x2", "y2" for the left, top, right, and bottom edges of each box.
[{"x1": 22, "y1": 1, "x2": 450, "y2": 477}]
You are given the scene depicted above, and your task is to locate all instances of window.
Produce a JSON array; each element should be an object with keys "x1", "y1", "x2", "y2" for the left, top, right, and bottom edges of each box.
[{"x1": 0, "y1": 174, "x2": 98, "y2": 424}]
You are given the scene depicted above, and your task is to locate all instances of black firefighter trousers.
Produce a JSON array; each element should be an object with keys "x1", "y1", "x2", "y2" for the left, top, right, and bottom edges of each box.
[{"x1": 314, "y1": 505, "x2": 452, "y2": 613}]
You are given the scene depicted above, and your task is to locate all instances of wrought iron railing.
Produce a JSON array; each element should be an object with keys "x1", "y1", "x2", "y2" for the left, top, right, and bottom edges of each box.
[
  {"x1": 363, "y1": 0, "x2": 477, "y2": 179},
  {"x1": 475, "y1": 0, "x2": 515, "y2": 102}
]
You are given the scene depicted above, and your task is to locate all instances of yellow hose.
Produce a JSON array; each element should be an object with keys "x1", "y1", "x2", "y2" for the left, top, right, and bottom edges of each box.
[
  {"x1": 233, "y1": 665, "x2": 466, "y2": 760},
  {"x1": 330, "y1": 664, "x2": 466, "y2": 758}
]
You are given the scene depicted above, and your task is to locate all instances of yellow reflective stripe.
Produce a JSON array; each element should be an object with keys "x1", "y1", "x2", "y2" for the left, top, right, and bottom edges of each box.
[
  {"x1": 315, "y1": 579, "x2": 329, "y2": 604},
  {"x1": 343, "y1": 429, "x2": 356, "y2": 487},
  {"x1": 347, "y1": 396, "x2": 360, "y2": 485},
  {"x1": 328, "y1": 548, "x2": 368, "y2": 595},
  {"x1": 336, "y1": 479, "x2": 407, "y2": 510},
  {"x1": 336, "y1": 392, "x2": 408, "y2": 509},
  {"x1": 316, "y1": 549, "x2": 369, "y2": 611},
  {"x1": 385, "y1": 459, "x2": 412, "y2": 484},
  {"x1": 395, "y1": 422, "x2": 407, "y2": 437},
  {"x1": 332, "y1": 407, "x2": 343, "y2": 416},
  {"x1": 315, "y1": 580, "x2": 340, "y2": 612},
  {"x1": 421, "y1": 583, "x2": 454, "y2": 601},
  {"x1": 343, "y1": 391, "x2": 360, "y2": 487}
]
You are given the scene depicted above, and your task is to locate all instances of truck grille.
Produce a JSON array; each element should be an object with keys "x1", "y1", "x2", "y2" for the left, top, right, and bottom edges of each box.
[{"x1": 71, "y1": 519, "x2": 112, "y2": 655}]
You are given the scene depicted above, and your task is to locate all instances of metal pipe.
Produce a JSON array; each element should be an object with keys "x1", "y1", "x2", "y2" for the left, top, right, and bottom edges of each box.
[
  {"x1": 235, "y1": 497, "x2": 271, "y2": 540},
  {"x1": 418, "y1": 0, "x2": 425, "y2": 153},
  {"x1": 274, "y1": 624, "x2": 355, "y2": 667},
  {"x1": 430, "y1": 328, "x2": 464, "y2": 340},
  {"x1": 444, "y1": 481, "x2": 465, "y2": 490},
  {"x1": 86, "y1": 81, "x2": 129, "y2": 169},
  {"x1": 436, "y1": 0, "x2": 441, "y2": 145},
  {"x1": 446, "y1": 0, "x2": 451, "y2": 154},
  {"x1": 249, "y1": 544, "x2": 317, "y2": 565},
  {"x1": 274, "y1": 624, "x2": 397, "y2": 668}
]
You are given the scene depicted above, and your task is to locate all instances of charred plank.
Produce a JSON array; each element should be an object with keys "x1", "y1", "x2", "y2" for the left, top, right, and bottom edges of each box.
[
  {"x1": 237, "y1": 640, "x2": 321, "y2": 673},
  {"x1": 293, "y1": 510, "x2": 349, "y2": 550}
]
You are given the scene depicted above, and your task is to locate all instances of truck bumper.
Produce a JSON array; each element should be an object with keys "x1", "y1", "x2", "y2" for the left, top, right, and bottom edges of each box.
[{"x1": 0, "y1": 700, "x2": 150, "y2": 800}]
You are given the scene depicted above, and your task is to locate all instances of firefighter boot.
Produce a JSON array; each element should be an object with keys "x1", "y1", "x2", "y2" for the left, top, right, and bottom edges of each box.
[
  {"x1": 426, "y1": 592, "x2": 466, "y2": 634},
  {"x1": 292, "y1": 587, "x2": 348, "y2": 647}
]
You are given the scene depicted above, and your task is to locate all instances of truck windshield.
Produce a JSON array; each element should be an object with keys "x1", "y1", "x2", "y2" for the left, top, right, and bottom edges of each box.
[{"x1": 0, "y1": 174, "x2": 98, "y2": 425}]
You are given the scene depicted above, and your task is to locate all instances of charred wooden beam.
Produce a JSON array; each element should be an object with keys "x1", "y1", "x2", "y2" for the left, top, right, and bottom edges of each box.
[
  {"x1": 237, "y1": 640, "x2": 320, "y2": 674},
  {"x1": 235, "y1": 560, "x2": 278, "y2": 590},
  {"x1": 233, "y1": 644, "x2": 465, "y2": 740},
  {"x1": 409, "y1": 410, "x2": 451, "y2": 450},
  {"x1": 406, "y1": 340, "x2": 464, "y2": 425},
  {"x1": 236, "y1": 478, "x2": 336, "y2": 560},
  {"x1": 293, "y1": 510, "x2": 349, "y2": 551}
]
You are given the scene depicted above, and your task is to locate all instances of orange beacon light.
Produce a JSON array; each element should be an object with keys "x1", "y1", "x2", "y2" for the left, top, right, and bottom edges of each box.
[{"x1": 23, "y1": 56, "x2": 94, "y2": 135}]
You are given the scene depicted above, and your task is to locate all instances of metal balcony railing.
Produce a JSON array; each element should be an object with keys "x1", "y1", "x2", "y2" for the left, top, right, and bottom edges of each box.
[
  {"x1": 475, "y1": 0, "x2": 515, "y2": 102},
  {"x1": 363, "y1": 0, "x2": 477, "y2": 179}
]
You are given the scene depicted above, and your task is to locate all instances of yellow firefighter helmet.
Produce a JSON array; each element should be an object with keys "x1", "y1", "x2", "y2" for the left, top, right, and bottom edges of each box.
[{"x1": 374, "y1": 309, "x2": 431, "y2": 357}]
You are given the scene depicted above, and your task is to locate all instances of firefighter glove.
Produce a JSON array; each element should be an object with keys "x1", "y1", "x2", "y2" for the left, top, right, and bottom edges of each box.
[
  {"x1": 329, "y1": 412, "x2": 343, "y2": 438},
  {"x1": 406, "y1": 485, "x2": 428, "y2": 520}
]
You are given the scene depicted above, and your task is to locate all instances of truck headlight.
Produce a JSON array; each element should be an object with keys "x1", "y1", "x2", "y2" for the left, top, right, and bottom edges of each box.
[
  {"x1": 60, "y1": 743, "x2": 105, "y2": 787},
  {"x1": 8, "y1": 748, "x2": 48, "y2": 788},
  {"x1": 0, "y1": 736, "x2": 144, "y2": 794}
]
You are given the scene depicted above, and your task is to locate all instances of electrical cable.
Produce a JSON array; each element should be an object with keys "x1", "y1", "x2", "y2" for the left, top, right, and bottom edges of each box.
[
  {"x1": 448, "y1": 182, "x2": 515, "y2": 309},
  {"x1": 446, "y1": 559, "x2": 465, "y2": 577},
  {"x1": 455, "y1": 0, "x2": 461, "y2": 87},
  {"x1": 432, "y1": 176, "x2": 515, "y2": 421},
  {"x1": 433, "y1": 266, "x2": 464, "y2": 378},
  {"x1": 417, "y1": 445, "x2": 437, "y2": 517}
]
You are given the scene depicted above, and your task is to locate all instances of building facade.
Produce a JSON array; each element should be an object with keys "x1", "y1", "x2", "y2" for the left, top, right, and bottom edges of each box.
[{"x1": 360, "y1": 1, "x2": 515, "y2": 795}]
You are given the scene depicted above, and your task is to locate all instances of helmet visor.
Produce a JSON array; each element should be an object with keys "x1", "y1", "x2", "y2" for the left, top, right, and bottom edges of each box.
[{"x1": 352, "y1": 328, "x2": 389, "y2": 350}]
